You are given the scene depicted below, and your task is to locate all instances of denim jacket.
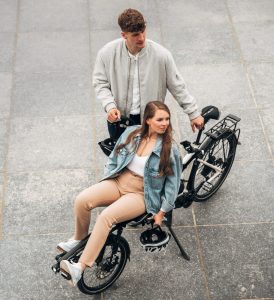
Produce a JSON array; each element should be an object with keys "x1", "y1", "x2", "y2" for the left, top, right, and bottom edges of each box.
[{"x1": 102, "y1": 126, "x2": 182, "y2": 214}]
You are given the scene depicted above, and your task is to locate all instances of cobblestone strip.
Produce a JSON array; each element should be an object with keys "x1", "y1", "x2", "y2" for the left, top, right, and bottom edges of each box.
[{"x1": 1, "y1": 0, "x2": 20, "y2": 239}]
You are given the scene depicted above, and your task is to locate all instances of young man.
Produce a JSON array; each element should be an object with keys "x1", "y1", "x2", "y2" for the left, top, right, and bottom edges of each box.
[{"x1": 93, "y1": 8, "x2": 204, "y2": 137}]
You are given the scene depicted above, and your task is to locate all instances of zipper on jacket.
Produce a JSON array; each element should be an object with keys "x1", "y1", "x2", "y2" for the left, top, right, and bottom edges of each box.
[
  {"x1": 125, "y1": 57, "x2": 131, "y2": 116},
  {"x1": 137, "y1": 58, "x2": 142, "y2": 119}
]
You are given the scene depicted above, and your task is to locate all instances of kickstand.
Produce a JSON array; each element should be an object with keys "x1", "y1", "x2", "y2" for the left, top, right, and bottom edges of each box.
[{"x1": 164, "y1": 211, "x2": 190, "y2": 261}]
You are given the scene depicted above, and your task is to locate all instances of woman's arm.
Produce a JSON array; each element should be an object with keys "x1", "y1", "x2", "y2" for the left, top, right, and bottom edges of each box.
[{"x1": 159, "y1": 145, "x2": 182, "y2": 213}]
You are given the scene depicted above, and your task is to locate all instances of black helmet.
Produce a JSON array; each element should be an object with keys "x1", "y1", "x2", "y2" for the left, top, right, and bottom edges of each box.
[
  {"x1": 99, "y1": 116, "x2": 135, "y2": 157},
  {"x1": 109, "y1": 116, "x2": 135, "y2": 140},
  {"x1": 98, "y1": 138, "x2": 116, "y2": 157},
  {"x1": 140, "y1": 226, "x2": 171, "y2": 252}
]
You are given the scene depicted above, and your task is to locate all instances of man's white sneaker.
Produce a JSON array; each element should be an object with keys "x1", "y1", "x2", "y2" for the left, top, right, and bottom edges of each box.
[
  {"x1": 60, "y1": 260, "x2": 83, "y2": 286},
  {"x1": 57, "y1": 239, "x2": 80, "y2": 253}
]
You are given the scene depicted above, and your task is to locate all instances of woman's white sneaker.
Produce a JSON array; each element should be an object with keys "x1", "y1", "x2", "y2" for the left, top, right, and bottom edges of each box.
[
  {"x1": 60, "y1": 260, "x2": 83, "y2": 286},
  {"x1": 57, "y1": 239, "x2": 80, "y2": 253}
]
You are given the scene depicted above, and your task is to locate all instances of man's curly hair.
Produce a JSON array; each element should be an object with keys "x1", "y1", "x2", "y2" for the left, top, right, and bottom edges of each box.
[{"x1": 118, "y1": 8, "x2": 146, "y2": 32}]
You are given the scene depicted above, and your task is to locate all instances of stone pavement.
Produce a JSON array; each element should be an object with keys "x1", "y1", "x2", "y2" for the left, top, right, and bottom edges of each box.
[{"x1": 0, "y1": 0, "x2": 274, "y2": 299}]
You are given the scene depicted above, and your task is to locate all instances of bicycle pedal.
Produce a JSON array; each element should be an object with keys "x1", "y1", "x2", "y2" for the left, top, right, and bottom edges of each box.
[
  {"x1": 60, "y1": 269, "x2": 72, "y2": 281},
  {"x1": 202, "y1": 182, "x2": 213, "y2": 192}
]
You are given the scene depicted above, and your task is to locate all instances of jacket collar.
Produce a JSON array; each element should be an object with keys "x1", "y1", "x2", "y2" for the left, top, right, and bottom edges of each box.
[
  {"x1": 134, "y1": 134, "x2": 162, "y2": 157},
  {"x1": 122, "y1": 39, "x2": 148, "y2": 58}
]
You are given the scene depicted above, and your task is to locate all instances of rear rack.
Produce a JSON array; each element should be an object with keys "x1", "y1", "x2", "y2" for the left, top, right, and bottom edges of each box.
[{"x1": 204, "y1": 114, "x2": 241, "y2": 140}]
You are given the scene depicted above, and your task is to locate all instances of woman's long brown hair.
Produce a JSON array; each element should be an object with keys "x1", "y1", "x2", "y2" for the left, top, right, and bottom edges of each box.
[{"x1": 116, "y1": 101, "x2": 173, "y2": 176}]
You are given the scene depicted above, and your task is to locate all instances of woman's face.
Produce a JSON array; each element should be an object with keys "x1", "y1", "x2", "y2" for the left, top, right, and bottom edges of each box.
[{"x1": 146, "y1": 109, "x2": 170, "y2": 135}]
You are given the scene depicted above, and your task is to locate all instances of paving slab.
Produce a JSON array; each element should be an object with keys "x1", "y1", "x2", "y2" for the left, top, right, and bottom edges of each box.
[
  {"x1": 89, "y1": 0, "x2": 160, "y2": 30},
  {"x1": 248, "y1": 62, "x2": 274, "y2": 109},
  {"x1": 158, "y1": 0, "x2": 228, "y2": 27},
  {"x1": 176, "y1": 63, "x2": 254, "y2": 111},
  {"x1": 3, "y1": 169, "x2": 98, "y2": 235},
  {"x1": 0, "y1": 73, "x2": 12, "y2": 117},
  {"x1": 0, "y1": 117, "x2": 8, "y2": 171},
  {"x1": 15, "y1": 32, "x2": 90, "y2": 73},
  {"x1": 221, "y1": 107, "x2": 271, "y2": 161},
  {"x1": 227, "y1": 0, "x2": 274, "y2": 23},
  {"x1": 7, "y1": 115, "x2": 94, "y2": 172},
  {"x1": 193, "y1": 160, "x2": 274, "y2": 225},
  {"x1": 19, "y1": 0, "x2": 88, "y2": 32},
  {"x1": 235, "y1": 22, "x2": 274, "y2": 63},
  {"x1": 12, "y1": 71, "x2": 92, "y2": 118},
  {"x1": 0, "y1": 234, "x2": 101, "y2": 300},
  {"x1": 103, "y1": 227, "x2": 208, "y2": 300},
  {"x1": 0, "y1": 172, "x2": 3, "y2": 220},
  {"x1": 0, "y1": 33, "x2": 15, "y2": 72},
  {"x1": 260, "y1": 108, "x2": 274, "y2": 155},
  {"x1": 198, "y1": 223, "x2": 274, "y2": 299},
  {"x1": 162, "y1": 24, "x2": 240, "y2": 65},
  {"x1": 0, "y1": 0, "x2": 17, "y2": 33}
]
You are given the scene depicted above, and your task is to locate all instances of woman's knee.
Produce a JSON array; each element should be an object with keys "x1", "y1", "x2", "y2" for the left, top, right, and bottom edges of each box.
[
  {"x1": 74, "y1": 187, "x2": 95, "y2": 211},
  {"x1": 96, "y1": 210, "x2": 114, "y2": 229}
]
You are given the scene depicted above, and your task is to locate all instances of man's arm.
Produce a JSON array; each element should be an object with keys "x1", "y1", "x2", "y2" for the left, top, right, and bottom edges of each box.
[
  {"x1": 92, "y1": 53, "x2": 117, "y2": 114},
  {"x1": 165, "y1": 51, "x2": 204, "y2": 131},
  {"x1": 165, "y1": 52, "x2": 199, "y2": 116}
]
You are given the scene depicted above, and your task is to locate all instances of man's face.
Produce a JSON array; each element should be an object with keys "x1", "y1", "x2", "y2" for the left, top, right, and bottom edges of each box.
[{"x1": 121, "y1": 30, "x2": 146, "y2": 53}]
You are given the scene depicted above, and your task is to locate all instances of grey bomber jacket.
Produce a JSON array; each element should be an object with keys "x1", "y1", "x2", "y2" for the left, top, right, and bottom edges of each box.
[{"x1": 93, "y1": 38, "x2": 200, "y2": 120}]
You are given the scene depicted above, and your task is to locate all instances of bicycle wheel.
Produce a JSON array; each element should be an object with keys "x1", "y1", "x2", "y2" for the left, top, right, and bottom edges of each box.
[
  {"x1": 191, "y1": 130, "x2": 238, "y2": 202},
  {"x1": 77, "y1": 234, "x2": 129, "y2": 295}
]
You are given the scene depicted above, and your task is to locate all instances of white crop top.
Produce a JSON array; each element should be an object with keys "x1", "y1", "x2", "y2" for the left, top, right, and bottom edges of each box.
[{"x1": 127, "y1": 154, "x2": 149, "y2": 177}]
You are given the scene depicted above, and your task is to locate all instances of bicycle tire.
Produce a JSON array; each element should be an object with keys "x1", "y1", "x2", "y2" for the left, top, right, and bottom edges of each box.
[
  {"x1": 190, "y1": 130, "x2": 238, "y2": 202},
  {"x1": 77, "y1": 234, "x2": 129, "y2": 295}
]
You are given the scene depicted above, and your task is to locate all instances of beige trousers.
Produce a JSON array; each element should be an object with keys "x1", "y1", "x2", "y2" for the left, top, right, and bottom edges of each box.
[{"x1": 74, "y1": 169, "x2": 146, "y2": 267}]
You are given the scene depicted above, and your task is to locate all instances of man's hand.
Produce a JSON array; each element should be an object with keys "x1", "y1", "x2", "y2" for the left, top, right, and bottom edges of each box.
[
  {"x1": 191, "y1": 116, "x2": 204, "y2": 132},
  {"x1": 107, "y1": 108, "x2": 121, "y2": 123},
  {"x1": 153, "y1": 210, "x2": 166, "y2": 227}
]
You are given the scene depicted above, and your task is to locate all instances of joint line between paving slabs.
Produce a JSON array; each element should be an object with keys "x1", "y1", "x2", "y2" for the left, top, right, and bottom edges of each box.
[
  {"x1": 224, "y1": 0, "x2": 273, "y2": 162},
  {"x1": 1, "y1": 0, "x2": 21, "y2": 239},
  {"x1": 87, "y1": 9, "x2": 104, "y2": 300},
  {"x1": 87, "y1": 0, "x2": 100, "y2": 183},
  {"x1": 192, "y1": 207, "x2": 212, "y2": 300}
]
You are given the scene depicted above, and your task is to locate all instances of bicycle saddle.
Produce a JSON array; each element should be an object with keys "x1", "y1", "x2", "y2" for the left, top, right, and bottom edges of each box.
[{"x1": 201, "y1": 105, "x2": 220, "y2": 124}]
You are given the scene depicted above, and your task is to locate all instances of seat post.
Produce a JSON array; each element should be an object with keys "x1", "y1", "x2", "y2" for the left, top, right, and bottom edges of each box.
[{"x1": 164, "y1": 211, "x2": 190, "y2": 261}]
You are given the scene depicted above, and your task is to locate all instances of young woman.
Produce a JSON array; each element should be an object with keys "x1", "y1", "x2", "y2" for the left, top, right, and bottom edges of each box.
[{"x1": 58, "y1": 101, "x2": 182, "y2": 286}]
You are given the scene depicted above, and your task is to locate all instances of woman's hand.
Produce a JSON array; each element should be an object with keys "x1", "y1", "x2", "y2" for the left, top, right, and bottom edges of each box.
[{"x1": 153, "y1": 210, "x2": 166, "y2": 226}]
